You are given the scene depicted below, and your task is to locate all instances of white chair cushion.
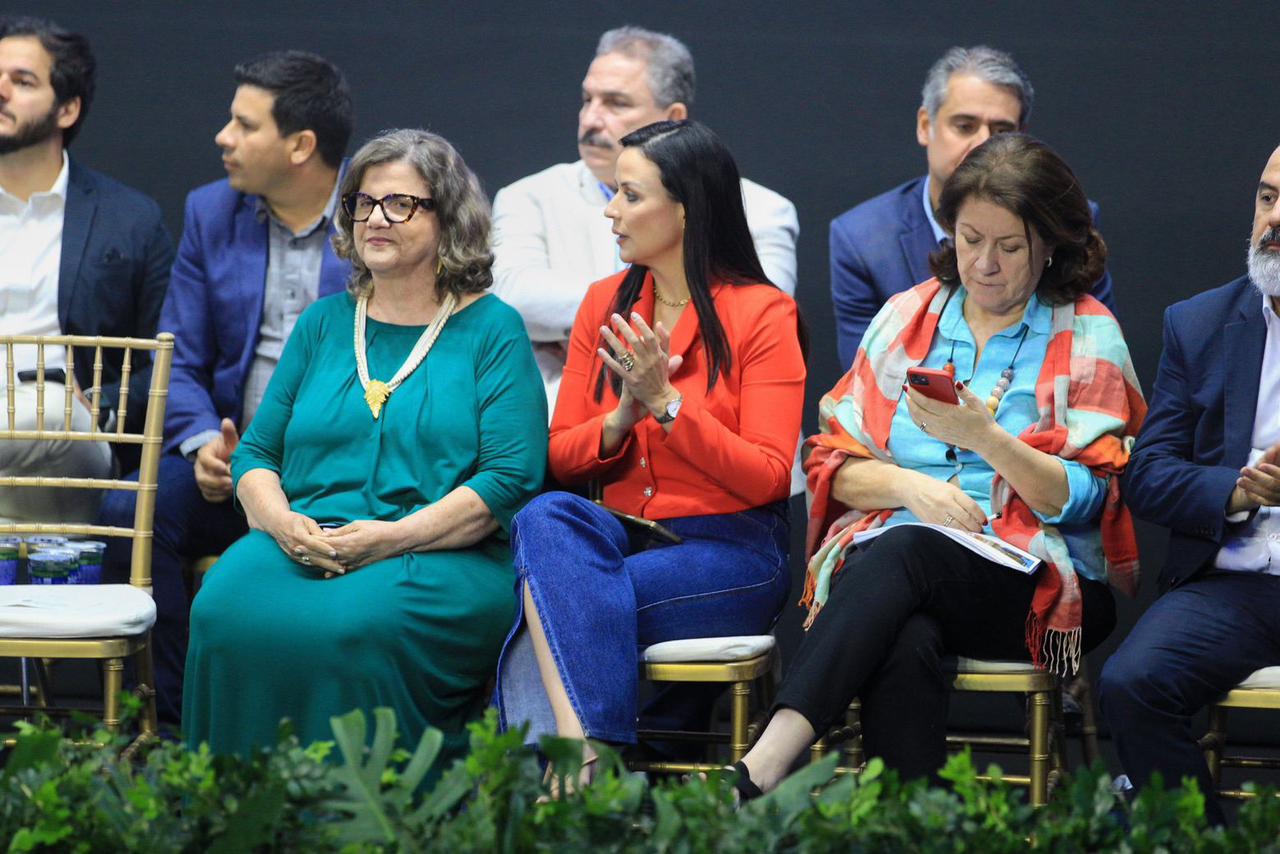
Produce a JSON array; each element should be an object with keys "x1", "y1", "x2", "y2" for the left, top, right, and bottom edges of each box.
[
  {"x1": 949, "y1": 657, "x2": 1041, "y2": 674},
  {"x1": 1237, "y1": 666, "x2": 1280, "y2": 690},
  {"x1": 0, "y1": 585, "x2": 156, "y2": 638},
  {"x1": 643, "y1": 635, "x2": 775, "y2": 664}
]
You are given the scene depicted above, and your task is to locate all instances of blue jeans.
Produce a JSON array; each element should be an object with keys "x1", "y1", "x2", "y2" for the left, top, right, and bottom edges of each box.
[
  {"x1": 496, "y1": 492, "x2": 790, "y2": 745},
  {"x1": 1098, "y1": 571, "x2": 1280, "y2": 826},
  {"x1": 98, "y1": 452, "x2": 247, "y2": 725}
]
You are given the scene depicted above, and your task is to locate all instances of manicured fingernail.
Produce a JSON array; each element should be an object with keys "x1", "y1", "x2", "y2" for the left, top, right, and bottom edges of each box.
[
  {"x1": 955, "y1": 381, "x2": 964, "y2": 389},
  {"x1": 631, "y1": 311, "x2": 642, "y2": 320}
]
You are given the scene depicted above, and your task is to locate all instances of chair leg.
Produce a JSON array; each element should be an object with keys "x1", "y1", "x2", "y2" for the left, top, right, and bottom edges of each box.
[
  {"x1": 1028, "y1": 688, "x2": 1051, "y2": 807},
  {"x1": 844, "y1": 698, "x2": 864, "y2": 770},
  {"x1": 102, "y1": 657, "x2": 124, "y2": 734},
  {"x1": 729, "y1": 680, "x2": 751, "y2": 762},
  {"x1": 1077, "y1": 675, "x2": 1101, "y2": 767},
  {"x1": 1204, "y1": 705, "x2": 1227, "y2": 787},
  {"x1": 134, "y1": 639, "x2": 159, "y2": 737},
  {"x1": 32, "y1": 659, "x2": 54, "y2": 709},
  {"x1": 1049, "y1": 683, "x2": 1067, "y2": 777}
]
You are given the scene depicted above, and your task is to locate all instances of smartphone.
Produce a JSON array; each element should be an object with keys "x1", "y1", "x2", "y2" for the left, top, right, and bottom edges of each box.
[
  {"x1": 906, "y1": 367, "x2": 960, "y2": 404},
  {"x1": 593, "y1": 502, "x2": 684, "y2": 544}
]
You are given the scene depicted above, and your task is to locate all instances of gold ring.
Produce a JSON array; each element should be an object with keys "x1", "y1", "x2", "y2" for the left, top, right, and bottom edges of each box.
[{"x1": 618, "y1": 351, "x2": 636, "y2": 372}]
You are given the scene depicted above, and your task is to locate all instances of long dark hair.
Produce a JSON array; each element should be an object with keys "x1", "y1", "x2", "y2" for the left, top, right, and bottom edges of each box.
[
  {"x1": 928, "y1": 133, "x2": 1106, "y2": 305},
  {"x1": 594, "y1": 120, "x2": 793, "y2": 401}
]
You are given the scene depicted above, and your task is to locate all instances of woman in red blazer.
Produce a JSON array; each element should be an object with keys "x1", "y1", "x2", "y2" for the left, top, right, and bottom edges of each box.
[{"x1": 495, "y1": 120, "x2": 806, "y2": 786}]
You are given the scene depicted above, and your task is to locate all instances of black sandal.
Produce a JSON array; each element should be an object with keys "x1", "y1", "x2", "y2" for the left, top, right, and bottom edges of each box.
[{"x1": 729, "y1": 761, "x2": 764, "y2": 802}]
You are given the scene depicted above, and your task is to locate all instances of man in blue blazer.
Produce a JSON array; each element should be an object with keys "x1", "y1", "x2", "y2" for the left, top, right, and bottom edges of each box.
[
  {"x1": 829, "y1": 46, "x2": 1116, "y2": 368},
  {"x1": 0, "y1": 16, "x2": 171, "y2": 524},
  {"x1": 99, "y1": 50, "x2": 353, "y2": 724},
  {"x1": 1098, "y1": 144, "x2": 1280, "y2": 827}
]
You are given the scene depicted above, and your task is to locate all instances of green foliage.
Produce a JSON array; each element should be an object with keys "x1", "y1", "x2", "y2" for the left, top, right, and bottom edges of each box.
[{"x1": 5, "y1": 708, "x2": 1280, "y2": 852}]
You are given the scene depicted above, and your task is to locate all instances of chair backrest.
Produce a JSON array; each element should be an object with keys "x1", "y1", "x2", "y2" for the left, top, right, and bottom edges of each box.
[{"x1": 0, "y1": 333, "x2": 175, "y2": 591}]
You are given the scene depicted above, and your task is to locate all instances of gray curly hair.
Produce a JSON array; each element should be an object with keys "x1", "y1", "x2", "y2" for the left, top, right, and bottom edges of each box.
[{"x1": 333, "y1": 128, "x2": 493, "y2": 299}]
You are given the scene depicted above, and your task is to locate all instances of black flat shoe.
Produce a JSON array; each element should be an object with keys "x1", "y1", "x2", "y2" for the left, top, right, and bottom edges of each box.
[{"x1": 729, "y1": 761, "x2": 764, "y2": 802}]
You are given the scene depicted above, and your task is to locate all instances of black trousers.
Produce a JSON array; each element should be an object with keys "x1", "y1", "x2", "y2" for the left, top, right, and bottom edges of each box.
[{"x1": 774, "y1": 526, "x2": 1115, "y2": 782}]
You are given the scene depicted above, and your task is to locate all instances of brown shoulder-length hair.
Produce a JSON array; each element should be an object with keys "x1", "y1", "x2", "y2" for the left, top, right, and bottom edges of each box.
[
  {"x1": 332, "y1": 128, "x2": 492, "y2": 300},
  {"x1": 928, "y1": 133, "x2": 1106, "y2": 305}
]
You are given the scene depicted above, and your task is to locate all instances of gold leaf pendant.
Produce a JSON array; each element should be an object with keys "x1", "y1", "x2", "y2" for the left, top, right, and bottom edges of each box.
[{"x1": 364, "y1": 380, "x2": 391, "y2": 419}]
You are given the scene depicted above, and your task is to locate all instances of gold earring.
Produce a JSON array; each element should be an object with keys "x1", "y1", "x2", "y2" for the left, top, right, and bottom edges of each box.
[{"x1": 436, "y1": 257, "x2": 444, "y2": 277}]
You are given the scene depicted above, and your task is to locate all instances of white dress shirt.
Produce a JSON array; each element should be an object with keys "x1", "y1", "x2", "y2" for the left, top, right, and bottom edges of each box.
[
  {"x1": 0, "y1": 151, "x2": 69, "y2": 376},
  {"x1": 1216, "y1": 293, "x2": 1280, "y2": 573}
]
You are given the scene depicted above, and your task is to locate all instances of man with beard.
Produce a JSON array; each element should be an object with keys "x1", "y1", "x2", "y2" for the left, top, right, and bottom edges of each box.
[
  {"x1": 97, "y1": 50, "x2": 352, "y2": 727},
  {"x1": 1098, "y1": 144, "x2": 1280, "y2": 826},
  {"x1": 0, "y1": 16, "x2": 171, "y2": 524},
  {"x1": 491, "y1": 26, "x2": 798, "y2": 416}
]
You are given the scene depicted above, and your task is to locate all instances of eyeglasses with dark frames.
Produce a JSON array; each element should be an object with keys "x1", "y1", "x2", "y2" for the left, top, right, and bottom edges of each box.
[{"x1": 342, "y1": 192, "x2": 437, "y2": 223}]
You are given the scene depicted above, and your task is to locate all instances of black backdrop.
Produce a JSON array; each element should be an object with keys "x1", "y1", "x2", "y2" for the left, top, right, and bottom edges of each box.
[{"x1": 20, "y1": 0, "x2": 1280, "y2": 725}]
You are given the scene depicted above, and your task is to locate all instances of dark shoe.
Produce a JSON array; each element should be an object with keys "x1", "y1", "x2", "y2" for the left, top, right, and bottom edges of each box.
[{"x1": 729, "y1": 761, "x2": 763, "y2": 803}]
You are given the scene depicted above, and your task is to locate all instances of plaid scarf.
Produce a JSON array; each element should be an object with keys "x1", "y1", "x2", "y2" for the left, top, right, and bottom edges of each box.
[{"x1": 802, "y1": 279, "x2": 1146, "y2": 674}]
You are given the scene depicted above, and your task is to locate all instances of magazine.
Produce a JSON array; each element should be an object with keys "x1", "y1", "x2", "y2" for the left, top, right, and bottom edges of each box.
[{"x1": 851, "y1": 523, "x2": 1042, "y2": 574}]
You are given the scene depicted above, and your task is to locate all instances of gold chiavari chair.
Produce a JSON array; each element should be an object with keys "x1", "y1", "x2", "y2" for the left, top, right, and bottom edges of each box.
[
  {"x1": 630, "y1": 634, "x2": 778, "y2": 774},
  {"x1": 0, "y1": 333, "x2": 174, "y2": 745},
  {"x1": 1200, "y1": 666, "x2": 1280, "y2": 800},
  {"x1": 813, "y1": 658, "x2": 1073, "y2": 807}
]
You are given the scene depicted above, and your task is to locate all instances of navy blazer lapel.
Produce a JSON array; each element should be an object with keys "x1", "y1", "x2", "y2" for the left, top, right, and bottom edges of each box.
[
  {"x1": 1223, "y1": 284, "x2": 1267, "y2": 466},
  {"x1": 898, "y1": 180, "x2": 939, "y2": 288},
  {"x1": 57, "y1": 161, "x2": 95, "y2": 329},
  {"x1": 234, "y1": 195, "x2": 269, "y2": 357}
]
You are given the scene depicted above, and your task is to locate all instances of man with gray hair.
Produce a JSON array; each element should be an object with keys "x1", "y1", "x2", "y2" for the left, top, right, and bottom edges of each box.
[
  {"x1": 829, "y1": 45, "x2": 1115, "y2": 367},
  {"x1": 492, "y1": 25, "x2": 798, "y2": 415}
]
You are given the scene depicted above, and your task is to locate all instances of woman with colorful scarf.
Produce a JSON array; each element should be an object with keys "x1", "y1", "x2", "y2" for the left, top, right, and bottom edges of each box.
[{"x1": 730, "y1": 133, "x2": 1146, "y2": 798}]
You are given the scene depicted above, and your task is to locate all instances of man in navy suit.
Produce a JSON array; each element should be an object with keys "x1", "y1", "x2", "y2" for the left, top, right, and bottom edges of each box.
[
  {"x1": 0, "y1": 16, "x2": 172, "y2": 524},
  {"x1": 829, "y1": 45, "x2": 1116, "y2": 367},
  {"x1": 1098, "y1": 144, "x2": 1280, "y2": 827},
  {"x1": 99, "y1": 51, "x2": 353, "y2": 724}
]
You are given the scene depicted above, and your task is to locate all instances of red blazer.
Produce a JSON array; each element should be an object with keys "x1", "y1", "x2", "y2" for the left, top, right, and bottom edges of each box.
[{"x1": 549, "y1": 270, "x2": 805, "y2": 519}]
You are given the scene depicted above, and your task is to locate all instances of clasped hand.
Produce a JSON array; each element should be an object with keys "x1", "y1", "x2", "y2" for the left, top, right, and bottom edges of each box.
[
  {"x1": 597, "y1": 312, "x2": 683, "y2": 426},
  {"x1": 268, "y1": 514, "x2": 404, "y2": 578},
  {"x1": 1234, "y1": 442, "x2": 1280, "y2": 510},
  {"x1": 903, "y1": 381, "x2": 1001, "y2": 455}
]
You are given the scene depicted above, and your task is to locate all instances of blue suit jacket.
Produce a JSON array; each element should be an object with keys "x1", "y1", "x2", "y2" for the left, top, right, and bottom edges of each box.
[
  {"x1": 60, "y1": 159, "x2": 173, "y2": 433},
  {"x1": 1122, "y1": 276, "x2": 1265, "y2": 591},
  {"x1": 829, "y1": 176, "x2": 1117, "y2": 368},
  {"x1": 160, "y1": 177, "x2": 350, "y2": 455}
]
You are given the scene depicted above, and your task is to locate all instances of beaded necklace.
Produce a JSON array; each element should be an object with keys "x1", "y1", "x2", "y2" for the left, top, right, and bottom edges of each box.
[{"x1": 943, "y1": 323, "x2": 1030, "y2": 415}]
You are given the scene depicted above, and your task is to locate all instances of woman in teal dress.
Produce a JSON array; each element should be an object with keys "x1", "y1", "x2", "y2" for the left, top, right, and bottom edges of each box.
[{"x1": 183, "y1": 129, "x2": 547, "y2": 764}]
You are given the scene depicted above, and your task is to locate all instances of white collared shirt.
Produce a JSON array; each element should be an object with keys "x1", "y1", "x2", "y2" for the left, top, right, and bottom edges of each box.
[
  {"x1": 0, "y1": 151, "x2": 70, "y2": 376},
  {"x1": 1216, "y1": 293, "x2": 1280, "y2": 573},
  {"x1": 920, "y1": 174, "x2": 948, "y2": 246}
]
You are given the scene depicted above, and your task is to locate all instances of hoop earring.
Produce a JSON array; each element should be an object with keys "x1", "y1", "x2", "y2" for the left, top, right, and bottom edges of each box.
[
  {"x1": 436, "y1": 257, "x2": 444, "y2": 277},
  {"x1": 1045, "y1": 256, "x2": 1053, "y2": 268}
]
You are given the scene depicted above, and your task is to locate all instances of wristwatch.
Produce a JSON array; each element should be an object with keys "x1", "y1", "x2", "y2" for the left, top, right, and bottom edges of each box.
[{"x1": 654, "y1": 394, "x2": 683, "y2": 424}]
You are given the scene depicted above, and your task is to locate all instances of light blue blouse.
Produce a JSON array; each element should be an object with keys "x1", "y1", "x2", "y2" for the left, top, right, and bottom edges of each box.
[{"x1": 884, "y1": 288, "x2": 1106, "y2": 534}]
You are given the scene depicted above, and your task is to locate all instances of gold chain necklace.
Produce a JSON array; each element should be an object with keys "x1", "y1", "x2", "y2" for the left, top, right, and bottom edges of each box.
[
  {"x1": 654, "y1": 284, "x2": 690, "y2": 308},
  {"x1": 353, "y1": 290, "x2": 457, "y2": 419}
]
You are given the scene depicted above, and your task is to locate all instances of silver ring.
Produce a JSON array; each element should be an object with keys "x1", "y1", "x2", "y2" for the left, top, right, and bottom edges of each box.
[
  {"x1": 618, "y1": 351, "x2": 636, "y2": 372},
  {"x1": 943, "y1": 515, "x2": 954, "y2": 527},
  {"x1": 918, "y1": 421, "x2": 928, "y2": 432},
  {"x1": 300, "y1": 554, "x2": 312, "y2": 565}
]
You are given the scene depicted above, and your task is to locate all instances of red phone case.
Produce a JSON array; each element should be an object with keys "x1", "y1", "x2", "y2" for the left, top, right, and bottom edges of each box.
[{"x1": 906, "y1": 367, "x2": 960, "y2": 404}]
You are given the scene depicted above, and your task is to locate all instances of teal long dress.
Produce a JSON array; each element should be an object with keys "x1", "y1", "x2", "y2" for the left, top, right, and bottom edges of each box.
[{"x1": 183, "y1": 292, "x2": 547, "y2": 765}]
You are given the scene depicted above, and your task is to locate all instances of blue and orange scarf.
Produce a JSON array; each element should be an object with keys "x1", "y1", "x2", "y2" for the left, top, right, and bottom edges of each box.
[{"x1": 802, "y1": 279, "x2": 1146, "y2": 674}]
